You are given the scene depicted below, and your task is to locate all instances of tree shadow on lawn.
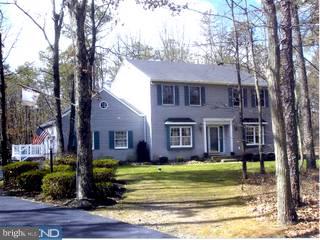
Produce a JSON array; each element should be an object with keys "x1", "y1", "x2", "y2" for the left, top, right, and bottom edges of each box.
[
  {"x1": 115, "y1": 196, "x2": 247, "y2": 218},
  {"x1": 120, "y1": 168, "x2": 243, "y2": 187}
]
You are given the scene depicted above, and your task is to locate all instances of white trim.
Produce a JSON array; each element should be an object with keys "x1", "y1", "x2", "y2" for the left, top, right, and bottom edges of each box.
[
  {"x1": 245, "y1": 125, "x2": 265, "y2": 145},
  {"x1": 222, "y1": 125, "x2": 225, "y2": 153},
  {"x1": 169, "y1": 126, "x2": 193, "y2": 148},
  {"x1": 243, "y1": 122, "x2": 268, "y2": 125},
  {"x1": 208, "y1": 126, "x2": 225, "y2": 153},
  {"x1": 203, "y1": 120, "x2": 207, "y2": 153},
  {"x1": 99, "y1": 101, "x2": 109, "y2": 109},
  {"x1": 98, "y1": 89, "x2": 145, "y2": 117},
  {"x1": 114, "y1": 131, "x2": 129, "y2": 150},
  {"x1": 202, "y1": 118, "x2": 234, "y2": 154},
  {"x1": 92, "y1": 132, "x2": 95, "y2": 150},
  {"x1": 151, "y1": 80, "x2": 268, "y2": 87},
  {"x1": 230, "y1": 119, "x2": 234, "y2": 152},
  {"x1": 165, "y1": 121, "x2": 196, "y2": 125}
]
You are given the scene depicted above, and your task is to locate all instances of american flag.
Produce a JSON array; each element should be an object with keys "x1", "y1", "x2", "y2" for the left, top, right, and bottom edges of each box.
[{"x1": 32, "y1": 127, "x2": 49, "y2": 144}]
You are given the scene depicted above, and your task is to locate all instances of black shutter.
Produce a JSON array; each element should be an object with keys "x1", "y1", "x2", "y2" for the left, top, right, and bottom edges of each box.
[
  {"x1": 243, "y1": 88, "x2": 248, "y2": 107},
  {"x1": 109, "y1": 131, "x2": 114, "y2": 149},
  {"x1": 265, "y1": 89, "x2": 269, "y2": 107},
  {"x1": 228, "y1": 88, "x2": 233, "y2": 107},
  {"x1": 201, "y1": 86, "x2": 206, "y2": 105},
  {"x1": 128, "y1": 131, "x2": 133, "y2": 149},
  {"x1": 184, "y1": 86, "x2": 189, "y2": 106},
  {"x1": 94, "y1": 131, "x2": 100, "y2": 150},
  {"x1": 251, "y1": 89, "x2": 256, "y2": 108},
  {"x1": 174, "y1": 86, "x2": 179, "y2": 105},
  {"x1": 157, "y1": 85, "x2": 162, "y2": 105}
]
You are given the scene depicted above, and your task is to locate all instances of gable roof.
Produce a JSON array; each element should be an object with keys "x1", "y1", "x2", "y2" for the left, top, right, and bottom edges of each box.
[
  {"x1": 40, "y1": 88, "x2": 144, "y2": 129},
  {"x1": 127, "y1": 59, "x2": 267, "y2": 87}
]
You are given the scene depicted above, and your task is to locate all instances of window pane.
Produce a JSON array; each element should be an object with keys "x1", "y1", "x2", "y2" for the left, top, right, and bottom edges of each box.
[
  {"x1": 246, "y1": 127, "x2": 254, "y2": 144},
  {"x1": 182, "y1": 127, "x2": 191, "y2": 137},
  {"x1": 182, "y1": 136, "x2": 191, "y2": 145},
  {"x1": 163, "y1": 86, "x2": 174, "y2": 104},
  {"x1": 170, "y1": 128, "x2": 180, "y2": 146},
  {"x1": 115, "y1": 131, "x2": 128, "y2": 148},
  {"x1": 190, "y1": 87, "x2": 201, "y2": 105},
  {"x1": 170, "y1": 128, "x2": 180, "y2": 137},
  {"x1": 259, "y1": 90, "x2": 265, "y2": 107},
  {"x1": 182, "y1": 127, "x2": 191, "y2": 146},
  {"x1": 233, "y1": 88, "x2": 240, "y2": 106}
]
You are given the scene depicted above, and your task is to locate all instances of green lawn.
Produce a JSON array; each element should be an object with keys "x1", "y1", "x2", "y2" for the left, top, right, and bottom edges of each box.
[{"x1": 93, "y1": 161, "x2": 285, "y2": 238}]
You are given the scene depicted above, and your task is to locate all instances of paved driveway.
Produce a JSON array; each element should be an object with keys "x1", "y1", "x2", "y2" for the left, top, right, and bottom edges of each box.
[{"x1": 0, "y1": 195, "x2": 172, "y2": 238}]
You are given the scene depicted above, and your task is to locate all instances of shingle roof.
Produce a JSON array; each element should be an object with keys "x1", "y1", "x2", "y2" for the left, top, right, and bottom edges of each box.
[{"x1": 127, "y1": 59, "x2": 267, "y2": 86}]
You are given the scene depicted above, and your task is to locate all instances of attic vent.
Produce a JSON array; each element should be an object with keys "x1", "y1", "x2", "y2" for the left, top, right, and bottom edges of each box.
[{"x1": 100, "y1": 101, "x2": 109, "y2": 109}]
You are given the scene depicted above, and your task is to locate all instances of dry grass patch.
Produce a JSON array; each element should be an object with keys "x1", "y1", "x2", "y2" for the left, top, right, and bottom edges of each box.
[{"x1": 92, "y1": 162, "x2": 289, "y2": 238}]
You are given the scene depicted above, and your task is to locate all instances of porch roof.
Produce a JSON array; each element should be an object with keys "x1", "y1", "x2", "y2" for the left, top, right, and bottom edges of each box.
[
  {"x1": 165, "y1": 118, "x2": 196, "y2": 125},
  {"x1": 243, "y1": 118, "x2": 267, "y2": 123}
]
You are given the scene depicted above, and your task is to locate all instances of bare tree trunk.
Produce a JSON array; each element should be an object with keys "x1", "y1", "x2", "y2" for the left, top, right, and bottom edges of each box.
[
  {"x1": 67, "y1": 74, "x2": 76, "y2": 153},
  {"x1": 89, "y1": 0, "x2": 96, "y2": 91},
  {"x1": 279, "y1": 0, "x2": 300, "y2": 207},
  {"x1": 228, "y1": 0, "x2": 247, "y2": 179},
  {"x1": 0, "y1": 33, "x2": 9, "y2": 166},
  {"x1": 52, "y1": 0, "x2": 65, "y2": 154},
  {"x1": 68, "y1": 0, "x2": 95, "y2": 203},
  {"x1": 13, "y1": 0, "x2": 65, "y2": 154},
  {"x1": 291, "y1": 2, "x2": 316, "y2": 170},
  {"x1": 244, "y1": 0, "x2": 265, "y2": 174},
  {"x1": 262, "y1": 0, "x2": 297, "y2": 225}
]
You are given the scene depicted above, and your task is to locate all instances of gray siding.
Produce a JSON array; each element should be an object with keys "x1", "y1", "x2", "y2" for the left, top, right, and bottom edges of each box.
[
  {"x1": 62, "y1": 90, "x2": 145, "y2": 161},
  {"x1": 150, "y1": 83, "x2": 273, "y2": 160}
]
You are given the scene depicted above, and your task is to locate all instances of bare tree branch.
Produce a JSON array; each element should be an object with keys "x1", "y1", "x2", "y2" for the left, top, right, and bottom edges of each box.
[{"x1": 12, "y1": 0, "x2": 54, "y2": 50}]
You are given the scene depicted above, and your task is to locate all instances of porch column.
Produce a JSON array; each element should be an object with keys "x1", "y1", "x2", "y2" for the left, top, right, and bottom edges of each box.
[
  {"x1": 229, "y1": 119, "x2": 234, "y2": 152},
  {"x1": 203, "y1": 120, "x2": 207, "y2": 153}
]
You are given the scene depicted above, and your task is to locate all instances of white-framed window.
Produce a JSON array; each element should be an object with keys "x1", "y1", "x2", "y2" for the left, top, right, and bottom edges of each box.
[
  {"x1": 162, "y1": 85, "x2": 175, "y2": 105},
  {"x1": 189, "y1": 86, "x2": 201, "y2": 106},
  {"x1": 245, "y1": 125, "x2": 265, "y2": 145},
  {"x1": 169, "y1": 126, "x2": 192, "y2": 148},
  {"x1": 252, "y1": 89, "x2": 267, "y2": 107},
  {"x1": 100, "y1": 101, "x2": 109, "y2": 109},
  {"x1": 114, "y1": 131, "x2": 128, "y2": 149},
  {"x1": 232, "y1": 88, "x2": 241, "y2": 107}
]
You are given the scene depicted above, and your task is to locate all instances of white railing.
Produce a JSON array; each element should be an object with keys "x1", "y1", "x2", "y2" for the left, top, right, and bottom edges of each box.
[{"x1": 12, "y1": 144, "x2": 46, "y2": 161}]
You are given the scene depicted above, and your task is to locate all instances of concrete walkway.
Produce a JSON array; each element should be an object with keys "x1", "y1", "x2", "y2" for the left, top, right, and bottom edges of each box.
[{"x1": 0, "y1": 195, "x2": 173, "y2": 238}]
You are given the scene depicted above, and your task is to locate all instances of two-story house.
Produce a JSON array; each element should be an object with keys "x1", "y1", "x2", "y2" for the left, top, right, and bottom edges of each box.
[
  {"x1": 111, "y1": 59, "x2": 273, "y2": 161},
  {"x1": 35, "y1": 59, "x2": 273, "y2": 162}
]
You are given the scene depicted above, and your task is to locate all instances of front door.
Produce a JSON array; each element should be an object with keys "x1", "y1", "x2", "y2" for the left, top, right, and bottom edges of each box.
[{"x1": 208, "y1": 126, "x2": 224, "y2": 153}]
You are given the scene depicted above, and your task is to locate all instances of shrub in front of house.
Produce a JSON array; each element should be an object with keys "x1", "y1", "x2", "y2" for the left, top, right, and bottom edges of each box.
[
  {"x1": 42, "y1": 171, "x2": 76, "y2": 199},
  {"x1": 3, "y1": 162, "x2": 39, "y2": 188},
  {"x1": 17, "y1": 169, "x2": 48, "y2": 192},
  {"x1": 92, "y1": 159, "x2": 119, "y2": 170},
  {"x1": 190, "y1": 155, "x2": 201, "y2": 161},
  {"x1": 55, "y1": 154, "x2": 77, "y2": 169},
  {"x1": 94, "y1": 182, "x2": 115, "y2": 201},
  {"x1": 136, "y1": 141, "x2": 150, "y2": 162},
  {"x1": 175, "y1": 156, "x2": 185, "y2": 163},
  {"x1": 52, "y1": 164, "x2": 73, "y2": 172},
  {"x1": 159, "y1": 156, "x2": 169, "y2": 164},
  {"x1": 93, "y1": 168, "x2": 115, "y2": 182}
]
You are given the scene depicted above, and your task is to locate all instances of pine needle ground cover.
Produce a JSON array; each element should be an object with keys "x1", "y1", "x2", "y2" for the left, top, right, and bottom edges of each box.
[{"x1": 92, "y1": 162, "x2": 296, "y2": 238}]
